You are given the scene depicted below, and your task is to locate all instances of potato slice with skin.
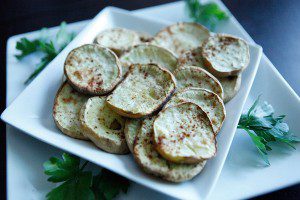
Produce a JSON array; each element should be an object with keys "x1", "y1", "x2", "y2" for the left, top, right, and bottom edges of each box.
[
  {"x1": 134, "y1": 117, "x2": 206, "y2": 182},
  {"x1": 79, "y1": 96, "x2": 129, "y2": 154},
  {"x1": 201, "y1": 34, "x2": 250, "y2": 77},
  {"x1": 165, "y1": 88, "x2": 226, "y2": 134},
  {"x1": 53, "y1": 82, "x2": 89, "y2": 140},
  {"x1": 179, "y1": 48, "x2": 241, "y2": 102},
  {"x1": 124, "y1": 119, "x2": 142, "y2": 153},
  {"x1": 219, "y1": 74, "x2": 242, "y2": 103},
  {"x1": 106, "y1": 64, "x2": 176, "y2": 118},
  {"x1": 120, "y1": 44, "x2": 178, "y2": 75},
  {"x1": 154, "y1": 102, "x2": 216, "y2": 164},
  {"x1": 64, "y1": 44, "x2": 122, "y2": 95},
  {"x1": 94, "y1": 28, "x2": 141, "y2": 56},
  {"x1": 174, "y1": 66, "x2": 223, "y2": 99},
  {"x1": 152, "y1": 22, "x2": 210, "y2": 56}
]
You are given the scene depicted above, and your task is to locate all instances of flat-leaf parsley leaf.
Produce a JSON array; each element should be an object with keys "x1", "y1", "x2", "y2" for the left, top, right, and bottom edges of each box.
[
  {"x1": 15, "y1": 22, "x2": 75, "y2": 84},
  {"x1": 185, "y1": 0, "x2": 229, "y2": 30},
  {"x1": 238, "y1": 96, "x2": 299, "y2": 165},
  {"x1": 44, "y1": 153, "x2": 130, "y2": 200}
]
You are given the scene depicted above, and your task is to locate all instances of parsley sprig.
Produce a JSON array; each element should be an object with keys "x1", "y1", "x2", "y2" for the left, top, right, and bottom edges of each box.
[
  {"x1": 15, "y1": 22, "x2": 75, "y2": 84},
  {"x1": 43, "y1": 153, "x2": 130, "y2": 200},
  {"x1": 238, "y1": 96, "x2": 299, "y2": 165},
  {"x1": 185, "y1": 0, "x2": 228, "y2": 30}
]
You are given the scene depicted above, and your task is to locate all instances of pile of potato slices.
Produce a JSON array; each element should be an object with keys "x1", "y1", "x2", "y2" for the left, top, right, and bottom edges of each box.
[{"x1": 53, "y1": 22, "x2": 250, "y2": 182}]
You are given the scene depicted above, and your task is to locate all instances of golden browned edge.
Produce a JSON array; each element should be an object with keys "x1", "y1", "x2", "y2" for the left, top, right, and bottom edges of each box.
[
  {"x1": 106, "y1": 63, "x2": 177, "y2": 118},
  {"x1": 133, "y1": 118, "x2": 207, "y2": 182},
  {"x1": 79, "y1": 97, "x2": 129, "y2": 154},
  {"x1": 201, "y1": 33, "x2": 250, "y2": 77},
  {"x1": 64, "y1": 44, "x2": 122, "y2": 95},
  {"x1": 152, "y1": 102, "x2": 217, "y2": 164},
  {"x1": 52, "y1": 81, "x2": 89, "y2": 140},
  {"x1": 222, "y1": 73, "x2": 242, "y2": 103},
  {"x1": 174, "y1": 65, "x2": 224, "y2": 100}
]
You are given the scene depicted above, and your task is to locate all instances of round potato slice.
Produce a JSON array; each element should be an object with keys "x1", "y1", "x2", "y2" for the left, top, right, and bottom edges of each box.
[
  {"x1": 64, "y1": 44, "x2": 122, "y2": 95},
  {"x1": 152, "y1": 22, "x2": 210, "y2": 56},
  {"x1": 201, "y1": 34, "x2": 250, "y2": 77},
  {"x1": 174, "y1": 66, "x2": 223, "y2": 99},
  {"x1": 120, "y1": 44, "x2": 178, "y2": 74},
  {"x1": 219, "y1": 74, "x2": 242, "y2": 103},
  {"x1": 179, "y1": 48, "x2": 241, "y2": 102},
  {"x1": 53, "y1": 82, "x2": 89, "y2": 140},
  {"x1": 165, "y1": 88, "x2": 226, "y2": 134},
  {"x1": 154, "y1": 102, "x2": 216, "y2": 164},
  {"x1": 124, "y1": 119, "x2": 142, "y2": 153},
  {"x1": 79, "y1": 96, "x2": 129, "y2": 154},
  {"x1": 94, "y1": 28, "x2": 141, "y2": 56},
  {"x1": 134, "y1": 117, "x2": 206, "y2": 182},
  {"x1": 106, "y1": 64, "x2": 176, "y2": 118}
]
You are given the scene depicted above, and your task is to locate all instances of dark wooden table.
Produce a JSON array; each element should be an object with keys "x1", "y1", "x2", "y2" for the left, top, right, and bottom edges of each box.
[{"x1": 0, "y1": 0, "x2": 299, "y2": 199}]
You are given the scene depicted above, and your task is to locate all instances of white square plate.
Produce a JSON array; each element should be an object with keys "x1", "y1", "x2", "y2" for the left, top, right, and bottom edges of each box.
[{"x1": 2, "y1": 7, "x2": 262, "y2": 200}]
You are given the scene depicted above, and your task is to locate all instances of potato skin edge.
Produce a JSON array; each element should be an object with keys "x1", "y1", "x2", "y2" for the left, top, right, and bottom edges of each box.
[
  {"x1": 79, "y1": 98, "x2": 129, "y2": 154},
  {"x1": 53, "y1": 81, "x2": 89, "y2": 140}
]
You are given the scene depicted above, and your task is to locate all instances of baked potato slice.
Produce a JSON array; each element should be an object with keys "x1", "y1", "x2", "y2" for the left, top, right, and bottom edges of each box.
[
  {"x1": 152, "y1": 22, "x2": 210, "y2": 56},
  {"x1": 106, "y1": 64, "x2": 176, "y2": 118},
  {"x1": 165, "y1": 88, "x2": 226, "y2": 134},
  {"x1": 219, "y1": 74, "x2": 242, "y2": 103},
  {"x1": 64, "y1": 44, "x2": 122, "y2": 95},
  {"x1": 153, "y1": 102, "x2": 216, "y2": 164},
  {"x1": 201, "y1": 34, "x2": 250, "y2": 77},
  {"x1": 134, "y1": 117, "x2": 206, "y2": 182},
  {"x1": 53, "y1": 82, "x2": 89, "y2": 140},
  {"x1": 120, "y1": 44, "x2": 178, "y2": 74},
  {"x1": 179, "y1": 48, "x2": 241, "y2": 102},
  {"x1": 124, "y1": 118, "x2": 142, "y2": 153},
  {"x1": 79, "y1": 96, "x2": 129, "y2": 154},
  {"x1": 94, "y1": 28, "x2": 141, "y2": 56},
  {"x1": 174, "y1": 66, "x2": 223, "y2": 99}
]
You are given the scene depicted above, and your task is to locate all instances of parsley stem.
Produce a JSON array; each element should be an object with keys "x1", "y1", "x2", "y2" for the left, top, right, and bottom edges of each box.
[
  {"x1": 237, "y1": 125, "x2": 244, "y2": 129},
  {"x1": 24, "y1": 62, "x2": 47, "y2": 84},
  {"x1": 80, "y1": 161, "x2": 89, "y2": 171}
]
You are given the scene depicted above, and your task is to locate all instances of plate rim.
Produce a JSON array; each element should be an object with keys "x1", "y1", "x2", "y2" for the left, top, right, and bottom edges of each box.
[
  {"x1": 3, "y1": 6, "x2": 263, "y2": 200},
  {"x1": 5, "y1": 2, "x2": 300, "y2": 200}
]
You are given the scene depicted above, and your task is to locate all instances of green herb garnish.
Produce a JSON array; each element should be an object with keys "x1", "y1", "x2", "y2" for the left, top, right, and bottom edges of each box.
[
  {"x1": 44, "y1": 153, "x2": 130, "y2": 200},
  {"x1": 15, "y1": 38, "x2": 40, "y2": 60},
  {"x1": 238, "y1": 96, "x2": 299, "y2": 165},
  {"x1": 185, "y1": 0, "x2": 228, "y2": 30},
  {"x1": 15, "y1": 22, "x2": 75, "y2": 84}
]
